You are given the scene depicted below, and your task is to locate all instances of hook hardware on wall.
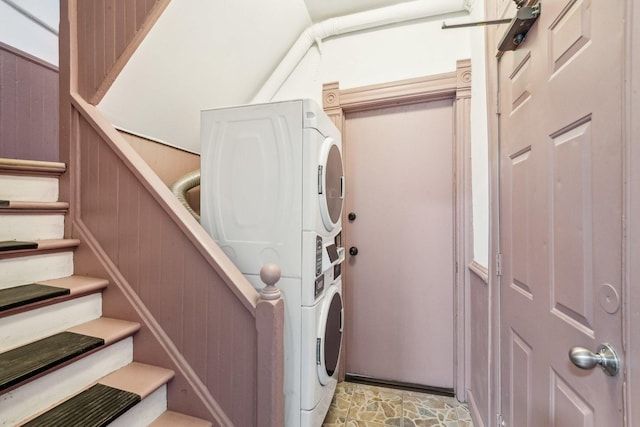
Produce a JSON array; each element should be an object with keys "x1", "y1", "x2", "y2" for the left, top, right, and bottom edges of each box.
[{"x1": 442, "y1": 3, "x2": 541, "y2": 53}]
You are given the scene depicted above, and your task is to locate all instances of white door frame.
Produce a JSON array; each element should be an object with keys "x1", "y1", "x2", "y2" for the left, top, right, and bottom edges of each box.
[{"x1": 322, "y1": 59, "x2": 473, "y2": 400}]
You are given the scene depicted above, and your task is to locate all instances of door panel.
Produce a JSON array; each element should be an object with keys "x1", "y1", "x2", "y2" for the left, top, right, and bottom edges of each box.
[
  {"x1": 344, "y1": 100, "x2": 455, "y2": 388},
  {"x1": 498, "y1": 0, "x2": 624, "y2": 425}
]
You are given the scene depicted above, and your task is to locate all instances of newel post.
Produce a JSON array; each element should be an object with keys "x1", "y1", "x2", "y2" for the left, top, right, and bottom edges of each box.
[{"x1": 256, "y1": 264, "x2": 285, "y2": 427}]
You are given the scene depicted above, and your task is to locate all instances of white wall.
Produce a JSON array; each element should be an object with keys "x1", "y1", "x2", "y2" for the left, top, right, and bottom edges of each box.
[
  {"x1": 98, "y1": 0, "x2": 311, "y2": 154},
  {"x1": 468, "y1": 2, "x2": 489, "y2": 267},
  {"x1": 272, "y1": 15, "x2": 470, "y2": 102},
  {"x1": 272, "y1": 3, "x2": 490, "y2": 266},
  {"x1": 0, "y1": 0, "x2": 59, "y2": 66}
]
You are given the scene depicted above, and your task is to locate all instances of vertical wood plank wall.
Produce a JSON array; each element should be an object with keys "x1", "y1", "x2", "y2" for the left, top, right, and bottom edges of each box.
[
  {"x1": 76, "y1": 0, "x2": 169, "y2": 104},
  {"x1": 468, "y1": 265, "x2": 489, "y2": 427},
  {"x1": 61, "y1": 0, "x2": 285, "y2": 425},
  {"x1": 72, "y1": 100, "x2": 260, "y2": 425},
  {"x1": 0, "y1": 43, "x2": 59, "y2": 161},
  {"x1": 120, "y1": 132, "x2": 201, "y2": 214}
]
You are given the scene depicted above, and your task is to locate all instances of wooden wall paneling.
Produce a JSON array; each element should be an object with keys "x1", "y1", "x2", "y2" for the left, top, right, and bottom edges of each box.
[
  {"x1": 0, "y1": 48, "x2": 18, "y2": 159},
  {"x1": 75, "y1": 0, "x2": 170, "y2": 104},
  {"x1": 64, "y1": 0, "x2": 285, "y2": 422},
  {"x1": 468, "y1": 264, "x2": 489, "y2": 427},
  {"x1": 467, "y1": 270, "x2": 490, "y2": 427},
  {"x1": 120, "y1": 131, "x2": 201, "y2": 215},
  {"x1": 0, "y1": 43, "x2": 59, "y2": 162},
  {"x1": 73, "y1": 107, "x2": 268, "y2": 424}
]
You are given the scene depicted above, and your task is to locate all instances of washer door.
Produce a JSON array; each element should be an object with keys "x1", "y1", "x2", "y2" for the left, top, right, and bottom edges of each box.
[
  {"x1": 317, "y1": 284, "x2": 343, "y2": 385},
  {"x1": 319, "y1": 138, "x2": 344, "y2": 232}
]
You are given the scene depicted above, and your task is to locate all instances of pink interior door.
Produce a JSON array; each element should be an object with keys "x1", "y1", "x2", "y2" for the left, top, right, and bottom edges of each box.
[
  {"x1": 498, "y1": 0, "x2": 625, "y2": 425},
  {"x1": 344, "y1": 100, "x2": 455, "y2": 388}
]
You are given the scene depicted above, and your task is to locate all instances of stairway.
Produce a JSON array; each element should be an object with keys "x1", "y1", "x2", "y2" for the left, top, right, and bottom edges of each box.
[{"x1": 0, "y1": 159, "x2": 211, "y2": 426}]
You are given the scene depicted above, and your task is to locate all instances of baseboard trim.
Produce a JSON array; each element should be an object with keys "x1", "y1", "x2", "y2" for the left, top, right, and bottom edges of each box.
[{"x1": 344, "y1": 374, "x2": 455, "y2": 397}]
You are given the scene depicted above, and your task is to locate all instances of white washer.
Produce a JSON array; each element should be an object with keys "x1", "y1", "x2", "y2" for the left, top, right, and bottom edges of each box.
[
  {"x1": 200, "y1": 99, "x2": 345, "y2": 426},
  {"x1": 301, "y1": 279, "x2": 343, "y2": 425}
]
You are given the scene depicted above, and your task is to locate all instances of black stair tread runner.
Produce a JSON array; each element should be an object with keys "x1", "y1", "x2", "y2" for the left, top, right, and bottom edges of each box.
[
  {"x1": 0, "y1": 240, "x2": 38, "y2": 252},
  {"x1": 23, "y1": 383, "x2": 141, "y2": 427},
  {"x1": 0, "y1": 331, "x2": 104, "y2": 391},
  {"x1": 0, "y1": 283, "x2": 70, "y2": 312}
]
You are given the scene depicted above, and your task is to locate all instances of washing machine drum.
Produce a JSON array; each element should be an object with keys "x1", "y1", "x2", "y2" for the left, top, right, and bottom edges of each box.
[
  {"x1": 319, "y1": 138, "x2": 344, "y2": 232},
  {"x1": 317, "y1": 286, "x2": 343, "y2": 385}
]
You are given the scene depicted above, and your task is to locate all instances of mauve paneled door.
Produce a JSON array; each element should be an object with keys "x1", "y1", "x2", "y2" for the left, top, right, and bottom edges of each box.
[
  {"x1": 344, "y1": 100, "x2": 454, "y2": 388},
  {"x1": 498, "y1": 0, "x2": 625, "y2": 425}
]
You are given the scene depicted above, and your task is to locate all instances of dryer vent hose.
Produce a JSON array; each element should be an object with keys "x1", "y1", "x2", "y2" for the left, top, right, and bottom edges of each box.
[{"x1": 171, "y1": 169, "x2": 201, "y2": 222}]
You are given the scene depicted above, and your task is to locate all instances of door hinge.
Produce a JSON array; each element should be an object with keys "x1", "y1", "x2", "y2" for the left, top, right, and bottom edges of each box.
[
  {"x1": 497, "y1": 413, "x2": 505, "y2": 426},
  {"x1": 496, "y1": 253, "x2": 503, "y2": 277}
]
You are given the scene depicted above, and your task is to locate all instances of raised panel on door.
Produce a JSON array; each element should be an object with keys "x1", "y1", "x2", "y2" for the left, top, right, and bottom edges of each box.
[{"x1": 498, "y1": 0, "x2": 625, "y2": 425}]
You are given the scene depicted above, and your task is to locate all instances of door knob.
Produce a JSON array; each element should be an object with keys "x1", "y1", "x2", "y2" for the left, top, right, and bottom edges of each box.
[
  {"x1": 569, "y1": 343, "x2": 620, "y2": 376},
  {"x1": 348, "y1": 212, "x2": 357, "y2": 221},
  {"x1": 349, "y1": 247, "x2": 358, "y2": 256}
]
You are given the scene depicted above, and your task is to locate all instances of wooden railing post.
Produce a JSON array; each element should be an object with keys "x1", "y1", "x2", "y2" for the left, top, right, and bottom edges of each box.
[{"x1": 256, "y1": 264, "x2": 284, "y2": 427}]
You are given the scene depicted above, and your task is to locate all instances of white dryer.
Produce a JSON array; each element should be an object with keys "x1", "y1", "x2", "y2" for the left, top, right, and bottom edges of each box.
[{"x1": 200, "y1": 99, "x2": 345, "y2": 426}]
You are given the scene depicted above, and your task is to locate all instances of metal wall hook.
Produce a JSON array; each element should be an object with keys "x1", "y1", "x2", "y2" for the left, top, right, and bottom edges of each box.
[{"x1": 441, "y1": 4, "x2": 541, "y2": 53}]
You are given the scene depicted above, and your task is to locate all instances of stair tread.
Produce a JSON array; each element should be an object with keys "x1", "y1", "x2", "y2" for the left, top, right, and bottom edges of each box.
[
  {"x1": 0, "y1": 238, "x2": 80, "y2": 258},
  {"x1": 22, "y1": 383, "x2": 140, "y2": 427},
  {"x1": 150, "y1": 411, "x2": 213, "y2": 427},
  {"x1": 68, "y1": 317, "x2": 140, "y2": 346},
  {"x1": 0, "y1": 276, "x2": 106, "y2": 318},
  {"x1": 0, "y1": 241, "x2": 38, "y2": 252},
  {"x1": 0, "y1": 201, "x2": 69, "y2": 212},
  {"x1": 0, "y1": 283, "x2": 69, "y2": 312},
  {"x1": 100, "y1": 362, "x2": 174, "y2": 399},
  {"x1": 0, "y1": 331, "x2": 104, "y2": 392},
  {"x1": 38, "y1": 275, "x2": 109, "y2": 295},
  {"x1": 0, "y1": 317, "x2": 139, "y2": 393}
]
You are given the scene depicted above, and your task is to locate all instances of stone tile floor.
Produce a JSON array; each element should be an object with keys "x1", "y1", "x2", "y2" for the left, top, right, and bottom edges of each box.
[{"x1": 322, "y1": 382, "x2": 474, "y2": 427}]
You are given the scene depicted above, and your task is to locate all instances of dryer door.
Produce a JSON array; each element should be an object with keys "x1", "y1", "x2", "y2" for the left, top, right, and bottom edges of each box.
[
  {"x1": 319, "y1": 138, "x2": 344, "y2": 232},
  {"x1": 317, "y1": 284, "x2": 343, "y2": 385}
]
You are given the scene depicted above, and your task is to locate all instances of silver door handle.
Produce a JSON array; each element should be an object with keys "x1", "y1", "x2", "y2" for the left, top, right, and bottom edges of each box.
[{"x1": 569, "y1": 343, "x2": 620, "y2": 376}]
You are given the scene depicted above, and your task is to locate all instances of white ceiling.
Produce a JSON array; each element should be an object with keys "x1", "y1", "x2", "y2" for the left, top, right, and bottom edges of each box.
[{"x1": 303, "y1": 0, "x2": 420, "y2": 22}]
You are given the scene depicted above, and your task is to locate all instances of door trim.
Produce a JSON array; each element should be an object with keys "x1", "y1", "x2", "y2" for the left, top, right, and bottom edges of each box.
[
  {"x1": 626, "y1": 0, "x2": 638, "y2": 423},
  {"x1": 322, "y1": 59, "x2": 473, "y2": 401}
]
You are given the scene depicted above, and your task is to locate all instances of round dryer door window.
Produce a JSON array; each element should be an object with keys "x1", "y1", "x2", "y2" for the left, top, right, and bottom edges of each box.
[
  {"x1": 319, "y1": 138, "x2": 344, "y2": 232},
  {"x1": 317, "y1": 285, "x2": 343, "y2": 385}
]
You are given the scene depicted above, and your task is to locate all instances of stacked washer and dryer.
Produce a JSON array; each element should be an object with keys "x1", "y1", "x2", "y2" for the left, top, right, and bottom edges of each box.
[{"x1": 200, "y1": 99, "x2": 345, "y2": 427}]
